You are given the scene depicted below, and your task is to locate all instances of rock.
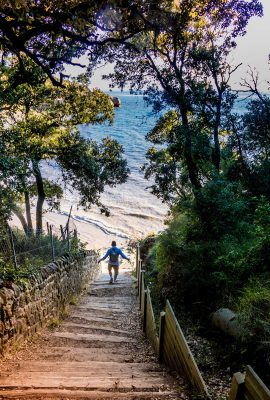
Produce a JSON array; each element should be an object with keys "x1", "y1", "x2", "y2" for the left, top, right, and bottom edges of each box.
[
  {"x1": 0, "y1": 251, "x2": 99, "y2": 356},
  {"x1": 212, "y1": 308, "x2": 242, "y2": 339},
  {"x1": 111, "y1": 96, "x2": 121, "y2": 107}
]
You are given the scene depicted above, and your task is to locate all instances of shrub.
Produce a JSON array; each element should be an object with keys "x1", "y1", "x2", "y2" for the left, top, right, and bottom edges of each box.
[
  {"x1": 0, "y1": 227, "x2": 85, "y2": 283},
  {"x1": 152, "y1": 183, "x2": 270, "y2": 319}
]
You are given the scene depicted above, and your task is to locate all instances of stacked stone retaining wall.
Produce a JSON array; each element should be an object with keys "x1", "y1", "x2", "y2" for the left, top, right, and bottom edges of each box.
[{"x1": 0, "y1": 251, "x2": 99, "y2": 355}]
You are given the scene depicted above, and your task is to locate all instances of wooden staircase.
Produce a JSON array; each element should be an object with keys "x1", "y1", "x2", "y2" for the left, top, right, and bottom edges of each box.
[{"x1": 0, "y1": 264, "x2": 185, "y2": 399}]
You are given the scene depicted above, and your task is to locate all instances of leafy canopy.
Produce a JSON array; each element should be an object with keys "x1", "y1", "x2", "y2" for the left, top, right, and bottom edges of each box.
[{"x1": 0, "y1": 60, "x2": 129, "y2": 232}]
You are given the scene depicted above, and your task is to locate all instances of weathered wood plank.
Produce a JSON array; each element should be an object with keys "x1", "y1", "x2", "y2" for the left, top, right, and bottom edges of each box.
[
  {"x1": 165, "y1": 301, "x2": 208, "y2": 396},
  {"x1": 158, "y1": 311, "x2": 166, "y2": 363},
  {"x1": 140, "y1": 276, "x2": 145, "y2": 316},
  {"x1": 165, "y1": 309, "x2": 201, "y2": 375},
  {"x1": 145, "y1": 288, "x2": 159, "y2": 354},
  {"x1": 0, "y1": 389, "x2": 180, "y2": 399},
  {"x1": 244, "y1": 366, "x2": 270, "y2": 400},
  {"x1": 52, "y1": 332, "x2": 136, "y2": 343},
  {"x1": 163, "y1": 332, "x2": 184, "y2": 373},
  {"x1": 0, "y1": 376, "x2": 171, "y2": 390},
  {"x1": 5, "y1": 361, "x2": 163, "y2": 373},
  {"x1": 165, "y1": 312, "x2": 197, "y2": 370},
  {"x1": 163, "y1": 318, "x2": 189, "y2": 375},
  {"x1": 139, "y1": 270, "x2": 145, "y2": 310},
  {"x1": 64, "y1": 322, "x2": 130, "y2": 335},
  {"x1": 228, "y1": 372, "x2": 245, "y2": 400}
]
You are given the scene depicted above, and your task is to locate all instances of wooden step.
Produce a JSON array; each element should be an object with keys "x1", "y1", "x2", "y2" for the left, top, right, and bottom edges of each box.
[
  {"x1": 0, "y1": 389, "x2": 180, "y2": 399},
  {"x1": 32, "y1": 347, "x2": 138, "y2": 362},
  {"x1": 0, "y1": 266, "x2": 184, "y2": 400},
  {"x1": 63, "y1": 322, "x2": 131, "y2": 335},
  {"x1": 0, "y1": 361, "x2": 170, "y2": 391},
  {"x1": 51, "y1": 332, "x2": 136, "y2": 343}
]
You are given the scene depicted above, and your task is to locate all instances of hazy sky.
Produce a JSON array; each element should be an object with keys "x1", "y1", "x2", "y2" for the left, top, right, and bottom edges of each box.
[
  {"x1": 232, "y1": 0, "x2": 270, "y2": 90},
  {"x1": 69, "y1": 0, "x2": 270, "y2": 91}
]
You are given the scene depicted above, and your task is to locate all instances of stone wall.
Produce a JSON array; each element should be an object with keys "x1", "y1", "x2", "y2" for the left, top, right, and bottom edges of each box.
[{"x1": 0, "y1": 251, "x2": 99, "y2": 355}]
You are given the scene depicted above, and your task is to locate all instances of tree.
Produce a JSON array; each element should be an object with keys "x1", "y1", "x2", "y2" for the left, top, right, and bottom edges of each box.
[
  {"x1": 0, "y1": 60, "x2": 129, "y2": 234},
  {"x1": 101, "y1": 0, "x2": 262, "y2": 197},
  {"x1": 0, "y1": 1, "x2": 151, "y2": 86},
  {"x1": 225, "y1": 73, "x2": 270, "y2": 199}
]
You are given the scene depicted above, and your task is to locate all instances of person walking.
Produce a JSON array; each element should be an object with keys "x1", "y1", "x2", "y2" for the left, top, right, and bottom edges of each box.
[{"x1": 98, "y1": 241, "x2": 130, "y2": 284}]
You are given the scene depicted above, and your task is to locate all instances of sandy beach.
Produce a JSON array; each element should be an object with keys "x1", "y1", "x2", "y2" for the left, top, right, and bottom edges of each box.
[
  {"x1": 11, "y1": 94, "x2": 168, "y2": 251},
  {"x1": 11, "y1": 179, "x2": 167, "y2": 252}
]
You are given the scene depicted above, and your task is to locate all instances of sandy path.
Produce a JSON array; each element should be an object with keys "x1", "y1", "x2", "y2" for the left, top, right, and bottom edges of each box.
[{"x1": 0, "y1": 261, "x2": 188, "y2": 399}]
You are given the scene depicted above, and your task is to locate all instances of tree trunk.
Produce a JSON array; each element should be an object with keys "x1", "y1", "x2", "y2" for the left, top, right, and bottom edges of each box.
[
  {"x1": 24, "y1": 191, "x2": 33, "y2": 236},
  {"x1": 212, "y1": 101, "x2": 221, "y2": 172},
  {"x1": 181, "y1": 110, "x2": 201, "y2": 192},
  {"x1": 32, "y1": 160, "x2": 45, "y2": 235},
  {"x1": 13, "y1": 207, "x2": 28, "y2": 235}
]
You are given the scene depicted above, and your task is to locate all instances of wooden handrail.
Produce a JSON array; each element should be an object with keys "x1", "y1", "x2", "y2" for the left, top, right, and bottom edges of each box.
[
  {"x1": 135, "y1": 243, "x2": 270, "y2": 400},
  {"x1": 135, "y1": 243, "x2": 208, "y2": 397}
]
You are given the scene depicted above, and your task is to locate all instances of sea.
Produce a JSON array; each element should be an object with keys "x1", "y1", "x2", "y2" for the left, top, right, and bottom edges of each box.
[
  {"x1": 45, "y1": 92, "x2": 252, "y2": 248},
  {"x1": 48, "y1": 92, "x2": 168, "y2": 248}
]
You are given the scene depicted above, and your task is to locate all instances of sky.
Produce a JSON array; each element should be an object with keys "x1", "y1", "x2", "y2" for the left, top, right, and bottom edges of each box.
[
  {"x1": 66, "y1": 0, "x2": 270, "y2": 91},
  {"x1": 232, "y1": 0, "x2": 270, "y2": 90}
]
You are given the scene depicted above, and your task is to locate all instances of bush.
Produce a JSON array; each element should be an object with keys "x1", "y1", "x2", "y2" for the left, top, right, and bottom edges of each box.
[
  {"x1": 237, "y1": 277, "x2": 270, "y2": 341},
  {"x1": 236, "y1": 277, "x2": 270, "y2": 383},
  {"x1": 0, "y1": 227, "x2": 85, "y2": 283},
  {"x1": 150, "y1": 182, "x2": 270, "y2": 319}
]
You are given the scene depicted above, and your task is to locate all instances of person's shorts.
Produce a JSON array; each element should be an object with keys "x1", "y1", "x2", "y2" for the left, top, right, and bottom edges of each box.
[{"x1": 108, "y1": 264, "x2": 119, "y2": 273}]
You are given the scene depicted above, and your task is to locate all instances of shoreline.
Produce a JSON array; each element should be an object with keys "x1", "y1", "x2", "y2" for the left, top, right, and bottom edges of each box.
[{"x1": 11, "y1": 196, "x2": 166, "y2": 251}]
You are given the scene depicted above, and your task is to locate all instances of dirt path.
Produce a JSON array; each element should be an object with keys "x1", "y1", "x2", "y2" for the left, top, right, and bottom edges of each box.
[{"x1": 0, "y1": 261, "x2": 188, "y2": 399}]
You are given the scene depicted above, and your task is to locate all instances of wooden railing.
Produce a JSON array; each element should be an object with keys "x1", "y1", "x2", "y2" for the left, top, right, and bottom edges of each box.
[
  {"x1": 135, "y1": 244, "x2": 270, "y2": 400},
  {"x1": 229, "y1": 366, "x2": 270, "y2": 400},
  {"x1": 135, "y1": 244, "x2": 209, "y2": 397}
]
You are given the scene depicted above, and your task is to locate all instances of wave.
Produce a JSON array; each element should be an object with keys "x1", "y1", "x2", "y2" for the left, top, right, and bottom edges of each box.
[
  {"x1": 57, "y1": 210, "x2": 130, "y2": 240},
  {"x1": 123, "y1": 212, "x2": 162, "y2": 220}
]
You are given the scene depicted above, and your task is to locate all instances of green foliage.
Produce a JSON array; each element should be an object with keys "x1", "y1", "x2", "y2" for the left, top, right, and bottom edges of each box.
[
  {"x1": 0, "y1": 59, "x2": 129, "y2": 230},
  {"x1": 0, "y1": 261, "x2": 37, "y2": 286},
  {"x1": 48, "y1": 318, "x2": 62, "y2": 329},
  {"x1": 242, "y1": 96, "x2": 270, "y2": 161},
  {"x1": 0, "y1": 227, "x2": 85, "y2": 283},
  {"x1": 149, "y1": 187, "x2": 270, "y2": 319},
  {"x1": 197, "y1": 179, "x2": 250, "y2": 237},
  {"x1": 143, "y1": 110, "x2": 213, "y2": 204},
  {"x1": 237, "y1": 277, "x2": 270, "y2": 341},
  {"x1": 58, "y1": 135, "x2": 129, "y2": 215}
]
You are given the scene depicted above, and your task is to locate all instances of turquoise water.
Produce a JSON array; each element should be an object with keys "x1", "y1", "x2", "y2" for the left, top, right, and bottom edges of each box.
[
  {"x1": 56, "y1": 92, "x2": 253, "y2": 245},
  {"x1": 77, "y1": 93, "x2": 167, "y2": 243},
  {"x1": 80, "y1": 92, "x2": 251, "y2": 174},
  {"x1": 80, "y1": 93, "x2": 159, "y2": 176}
]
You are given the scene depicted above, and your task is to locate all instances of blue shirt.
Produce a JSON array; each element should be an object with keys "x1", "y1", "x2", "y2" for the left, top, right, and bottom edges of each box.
[{"x1": 99, "y1": 246, "x2": 129, "y2": 266}]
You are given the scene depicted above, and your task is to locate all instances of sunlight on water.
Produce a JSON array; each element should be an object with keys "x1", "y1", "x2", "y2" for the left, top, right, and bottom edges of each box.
[{"x1": 45, "y1": 92, "x2": 253, "y2": 248}]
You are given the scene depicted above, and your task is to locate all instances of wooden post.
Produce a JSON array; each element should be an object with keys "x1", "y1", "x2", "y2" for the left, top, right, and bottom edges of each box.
[
  {"x1": 139, "y1": 270, "x2": 145, "y2": 310},
  {"x1": 137, "y1": 243, "x2": 140, "y2": 266},
  {"x1": 137, "y1": 260, "x2": 140, "y2": 295},
  {"x1": 137, "y1": 259, "x2": 142, "y2": 295},
  {"x1": 73, "y1": 228, "x2": 78, "y2": 252},
  {"x1": 143, "y1": 289, "x2": 147, "y2": 333},
  {"x1": 46, "y1": 221, "x2": 50, "y2": 235},
  {"x1": 8, "y1": 226, "x2": 18, "y2": 269},
  {"x1": 136, "y1": 243, "x2": 139, "y2": 276},
  {"x1": 49, "y1": 225, "x2": 55, "y2": 262},
  {"x1": 158, "y1": 311, "x2": 166, "y2": 363},
  {"x1": 228, "y1": 372, "x2": 245, "y2": 400},
  {"x1": 67, "y1": 223, "x2": 70, "y2": 252},
  {"x1": 60, "y1": 224, "x2": 65, "y2": 239},
  {"x1": 139, "y1": 259, "x2": 142, "y2": 280}
]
